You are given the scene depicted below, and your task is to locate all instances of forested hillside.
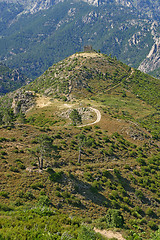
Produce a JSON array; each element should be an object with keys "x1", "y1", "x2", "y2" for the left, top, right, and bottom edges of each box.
[{"x1": 0, "y1": 63, "x2": 30, "y2": 95}]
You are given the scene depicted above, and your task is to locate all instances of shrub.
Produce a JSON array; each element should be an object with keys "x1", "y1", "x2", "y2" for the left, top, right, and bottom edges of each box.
[
  {"x1": 38, "y1": 195, "x2": 51, "y2": 207},
  {"x1": 0, "y1": 191, "x2": 9, "y2": 198},
  {"x1": 77, "y1": 225, "x2": 104, "y2": 240},
  {"x1": 114, "y1": 168, "x2": 121, "y2": 178},
  {"x1": 24, "y1": 191, "x2": 35, "y2": 200},
  {"x1": 105, "y1": 209, "x2": 124, "y2": 228},
  {"x1": 10, "y1": 166, "x2": 19, "y2": 172},
  {"x1": 84, "y1": 172, "x2": 92, "y2": 181},
  {"x1": 69, "y1": 109, "x2": 82, "y2": 126},
  {"x1": 91, "y1": 181, "x2": 101, "y2": 191},
  {"x1": 148, "y1": 221, "x2": 158, "y2": 230},
  {"x1": 135, "y1": 190, "x2": 144, "y2": 200},
  {"x1": 145, "y1": 208, "x2": 155, "y2": 217},
  {"x1": 149, "y1": 226, "x2": 160, "y2": 240},
  {"x1": 14, "y1": 198, "x2": 23, "y2": 206},
  {"x1": 47, "y1": 168, "x2": 63, "y2": 182},
  {"x1": 102, "y1": 170, "x2": 112, "y2": 178},
  {"x1": 0, "y1": 204, "x2": 12, "y2": 211},
  {"x1": 136, "y1": 158, "x2": 146, "y2": 166},
  {"x1": 0, "y1": 151, "x2": 7, "y2": 156}
]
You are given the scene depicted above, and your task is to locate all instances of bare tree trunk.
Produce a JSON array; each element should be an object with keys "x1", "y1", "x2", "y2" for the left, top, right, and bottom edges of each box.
[
  {"x1": 78, "y1": 147, "x2": 81, "y2": 163},
  {"x1": 39, "y1": 156, "x2": 43, "y2": 170},
  {"x1": 37, "y1": 156, "x2": 41, "y2": 169}
]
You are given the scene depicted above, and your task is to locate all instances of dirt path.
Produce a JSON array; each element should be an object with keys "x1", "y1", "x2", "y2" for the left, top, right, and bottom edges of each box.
[
  {"x1": 35, "y1": 95, "x2": 101, "y2": 127},
  {"x1": 94, "y1": 228, "x2": 126, "y2": 240},
  {"x1": 36, "y1": 95, "x2": 52, "y2": 108},
  {"x1": 71, "y1": 52, "x2": 102, "y2": 59},
  {"x1": 77, "y1": 107, "x2": 101, "y2": 127},
  {"x1": 106, "y1": 68, "x2": 134, "y2": 93}
]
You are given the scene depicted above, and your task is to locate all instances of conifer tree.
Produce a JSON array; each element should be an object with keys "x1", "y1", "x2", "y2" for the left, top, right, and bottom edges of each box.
[{"x1": 70, "y1": 109, "x2": 82, "y2": 126}]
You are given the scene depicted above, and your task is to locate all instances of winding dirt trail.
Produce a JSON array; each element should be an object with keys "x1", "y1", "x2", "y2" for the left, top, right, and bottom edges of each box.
[
  {"x1": 94, "y1": 228, "x2": 126, "y2": 240},
  {"x1": 35, "y1": 95, "x2": 101, "y2": 127},
  {"x1": 77, "y1": 107, "x2": 101, "y2": 127},
  {"x1": 105, "y1": 68, "x2": 134, "y2": 93}
]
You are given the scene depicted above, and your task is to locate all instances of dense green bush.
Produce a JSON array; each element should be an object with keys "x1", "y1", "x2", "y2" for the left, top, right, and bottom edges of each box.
[
  {"x1": 97, "y1": 209, "x2": 124, "y2": 229},
  {"x1": 77, "y1": 225, "x2": 104, "y2": 240},
  {"x1": 149, "y1": 226, "x2": 160, "y2": 240},
  {"x1": 38, "y1": 195, "x2": 51, "y2": 207}
]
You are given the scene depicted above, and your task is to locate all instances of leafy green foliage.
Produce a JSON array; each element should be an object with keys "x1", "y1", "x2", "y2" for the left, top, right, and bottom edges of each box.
[
  {"x1": 103, "y1": 209, "x2": 124, "y2": 228},
  {"x1": 77, "y1": 225, "x2": 104, "y2": 240},
  {"x1": 70, "y1": 109, "x2": 82, "y2": 126},
  {"x1": 47, "y1": 168, "x2": 63, "y2": 182},
  {"x1": 149, "y1": 226, "x2": 160, "y2": 240},
  {"x1": 29, "y1": 134, "x2": 54, "y2": 169}
]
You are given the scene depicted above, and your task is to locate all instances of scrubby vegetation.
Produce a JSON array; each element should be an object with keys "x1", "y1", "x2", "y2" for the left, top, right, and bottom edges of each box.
[{"x1": 0, "y1": 52, "x2": 159, "y2": 239}]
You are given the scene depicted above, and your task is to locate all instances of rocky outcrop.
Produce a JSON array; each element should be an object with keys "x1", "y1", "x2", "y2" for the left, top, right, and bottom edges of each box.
[
  {"x1": 138, "y1": 21, "x2": 160, "y2": 73},
  {"x1": 3, "y1": 0, "x2": 160, "y2": 13},
  {"x1": 138, "y1": 40, "x2": 160, "y2": 73},
  {"x1": 12, "y1": 90, "x2": 36, "y2": 114},
  {"x1": 1, "y1": 0, "x2": 55, "y2": 14}
]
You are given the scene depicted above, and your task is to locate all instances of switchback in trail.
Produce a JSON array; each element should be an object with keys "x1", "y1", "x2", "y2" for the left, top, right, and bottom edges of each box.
[{"x1": 77, "y1": 107, "x2": 101, "y2": 127}]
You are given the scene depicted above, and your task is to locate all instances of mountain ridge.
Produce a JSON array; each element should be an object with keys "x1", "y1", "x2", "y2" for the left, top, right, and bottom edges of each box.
[{"x1": 1, "y1": 0, "x2": 158, "y2": 79}]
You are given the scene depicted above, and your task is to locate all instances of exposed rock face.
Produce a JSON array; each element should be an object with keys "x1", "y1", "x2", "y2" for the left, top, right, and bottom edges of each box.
[
  {"x1": 60, "y1": 107, "x2": 93, "y2": 121},
  {"x1": 1, "y1": 0, "x2": 55, "y2": 14},
  {"x1": 138, "y1": 40, "x2": 160, "y2": 73},
  {"x1": 114, "y1": 0, "x2": 133, "y2": 7},
  {"x1": 83, "y1": 0, "x2": 99, "y2": 7},
  {"x1": 2, "y1": 0, "x2": 160, "y2": 13},
  {"x1": 12, "y1": 90, "x2": 36, "y2": 114},
  {"x1": 122, "y1": 125, "x2": 150, "y2": 141},
  {"x1": 138, "y1": 21, "x2": 160, "y2": 73}
]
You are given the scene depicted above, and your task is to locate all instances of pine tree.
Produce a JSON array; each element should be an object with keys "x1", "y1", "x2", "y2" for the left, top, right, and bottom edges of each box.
[
  {"x1": 70, "y1": 109, "x2": 82, "y2": 126},
  {"x1": 30, "y1": 134, "x2": 54, "y2": 170}
]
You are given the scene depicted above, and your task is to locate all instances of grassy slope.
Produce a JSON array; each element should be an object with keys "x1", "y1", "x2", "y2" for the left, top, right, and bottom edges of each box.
[{"x1": 0, "y1": 52, "x2": 160, "y2": 239}]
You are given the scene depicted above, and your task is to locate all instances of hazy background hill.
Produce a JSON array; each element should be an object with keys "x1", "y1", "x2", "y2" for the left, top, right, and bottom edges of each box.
[{"x1": 1, "y1": 0, "x2": 160, "y2": 79}]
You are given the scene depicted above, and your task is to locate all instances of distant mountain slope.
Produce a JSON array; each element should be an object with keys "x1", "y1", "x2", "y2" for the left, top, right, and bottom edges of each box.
[
  {"x1": 0, "y1": 0, "x2": 55, "y2": 14},
  {"x1": 0, "y1": 63, "x2": 30, "y2": 95},
  {"x1": 1, "y1": 0, "x2": 159, "y2": 79},
  {"x1": 2, "y1": 0, "x2": 160, "y2": 17},
  {"x1": 1, "y1": 0, "x2": 160, "y2": 79}
]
